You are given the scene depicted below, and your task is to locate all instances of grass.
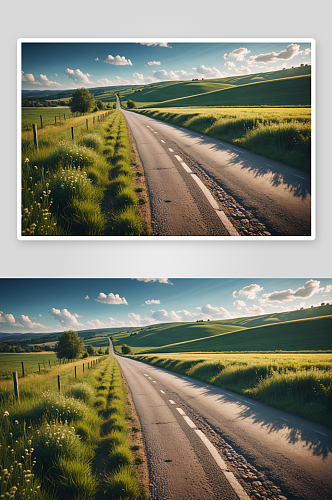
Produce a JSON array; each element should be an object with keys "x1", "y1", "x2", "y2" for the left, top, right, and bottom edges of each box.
[
  {"x1": 137, "y1": 106, "x2": 311, "y2": 173},
  {"x1": 133, "y1": 351, "x2": 332, "y2": 428},
  {"x1": 0, "y1": 354, "x2": 144, "y2": 499}
]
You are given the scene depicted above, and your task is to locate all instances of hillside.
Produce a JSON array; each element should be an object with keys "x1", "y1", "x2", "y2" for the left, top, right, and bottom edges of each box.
[{"x1": 112, "y1": 305, "x2": 332, "y2": 353}]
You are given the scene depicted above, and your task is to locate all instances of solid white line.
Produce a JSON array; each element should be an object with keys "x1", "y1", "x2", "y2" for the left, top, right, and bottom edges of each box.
[
  {"x1": 191, "y1": 174, "x2": 219, "y2": 210},
  {"x1": 215, "y1": 210, "x2": 240, "y2": 237},
  {"x1": 314, "y1": 430, "x2": 327, "y2": 436},
  {"x1": 168, "y1": 148, "x2": 174, "y2": 152},
  {"x1": 161, "y1": 140, "x2": 165, "y2": 143},
  {"x1": 183, "y1": 416, "x2": 197, "y2": 429},
  {"x1": 181, "y1": 162, "x2": 192, "y2": 174},
  {"x1": 176, "y1": 408, "x2": 185, "y2": 416},
  {"x1": 195, "y1": 430, "x2": 250, "y2": 500},
  {"x1": 160, "y1": 390, "x2": 165, "y2": 394},
  {"x1": 169, "y1": 400, "x2": 175, "y2": 404}
]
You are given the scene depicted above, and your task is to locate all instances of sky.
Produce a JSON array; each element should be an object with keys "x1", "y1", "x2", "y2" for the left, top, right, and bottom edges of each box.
[
  {"x1": 21, "y1": 40, "x2": 312, "y2": 91},
  {"x1": 0, "y1": 278, "x2": 330, "y2": 334}
]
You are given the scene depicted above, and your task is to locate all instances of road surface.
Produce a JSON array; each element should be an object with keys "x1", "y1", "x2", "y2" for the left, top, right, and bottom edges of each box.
[
  {"x1": 118, "y1": 96, "x2": 312, "y2": 237},
  {"x1": 114, "y1": 349, "x2": 332, "y2": 500}
]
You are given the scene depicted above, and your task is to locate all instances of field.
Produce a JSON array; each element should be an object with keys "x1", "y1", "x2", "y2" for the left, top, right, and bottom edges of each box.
[
  {"x1": 0, "y1": 355, "x2": 147, "y2": 499},
  {"x1": 0, "y1": 352, "x2": 58, "y2": 379},
  {"x1": 21, "y1": 109, "x2": 150, "y2": 237},
  {"x1": 136, "y1": 106, "x2": 311, "y2": 172},
  {"x1": 22, "y1": 107, "x2": 72, "y2": 130}
]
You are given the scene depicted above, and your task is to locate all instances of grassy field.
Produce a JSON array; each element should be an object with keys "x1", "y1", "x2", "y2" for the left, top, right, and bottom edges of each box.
[
  {"x1": 131, "y1": 351, "x2": 332, "y2": 428},
  {"x1": 22, "y1": 107, "x2": 72, "y2": 130},
  {"x1": 0, "y1": 355, "x2": 146, "y2": 499},
  {"x1": 136, "y1": 105, "x2": 311, "y2": 172},
  {"x1": 0, "y1": 352, "x2": 58, "y2": 379},
  {"x1": 21, "y1": 109, "x2": 149, "y2": 236}
]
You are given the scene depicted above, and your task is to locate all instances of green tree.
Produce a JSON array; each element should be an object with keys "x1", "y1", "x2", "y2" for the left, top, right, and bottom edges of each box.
[
  {"x1": 54, "y1": 330, "x2": 84, "y2": 360},
  {"x1": 69, "y1": 88, "x2": 95, "y2": 114},
  {"x1": 98, "y1": 347, "x2": 103, "y2": 355},
  {"x1": 113, "y1": 103, "x2": 117, "y2": 109},
  {"x1": 127, "y1": 100, "x2": 136, "y2": 109},
  {"x1": 97, "y1": 100, "x2": 104, "y2": 110},
  {"x1": 121, "y1": 344, "x2": 132, "y2": 355},
  {"x1": 87, "y1": 345, "x2": 95, "y2": 356},
  {"x1": 105, "y1": 347, "x2": 110, "y2": 354}
]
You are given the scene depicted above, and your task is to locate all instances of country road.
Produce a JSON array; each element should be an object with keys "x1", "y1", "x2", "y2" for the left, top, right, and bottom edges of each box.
[
  {"x1": 113, "y1": 348, "x2": 332, "y2": 500},
  {"x1": 117, "y1": 96, "x2": 312, "y2": 237}
]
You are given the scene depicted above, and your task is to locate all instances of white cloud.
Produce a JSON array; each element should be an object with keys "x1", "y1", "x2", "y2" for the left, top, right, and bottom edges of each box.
[
  {"x1": 37, "y1": 74, "x2": 62, "y2": 88},
  {"x1": 191, "y1": 65, "x2": 223, "y2": 78},
  {"x1": 233, "y1": 65, "x2": 252, "y2": 75},
  {"x1": 0, "y1": 313, "x2": 16, "y2": 324},
  {"x1": 49, "y1": 308, "x2": 83, "y2": 328},
  {"x1": 233, "y1": 300, "x2": 246, "y2": 309},
  {"x1": 39, "y1": 314, "x2": 42, "y2": 317},
  {"x1": 232, "y1": 284, "x2": 264, "y2": 300},
  {"x1": 324, "y1": 285, "x2": 332, "y2": 293},
  {"x1": 224, "y1": 61, "x2": 236, "y2": 69},
  {"x1": 21, "y1": 71, "x2": 42, "y2": 85},
  {"x1": 224, "y1": 47, "x2": 250, "y2": 61},
  {"x1": 135, "y1": 278, "x2": 173, "y2": 284},
  {"x1": 244, "y1": 304, "x2": 265, "y2": 316},
  {"x1": 64, "y1": 68, "x2": 94, "y2": 86},
  {"x1": 95, "y1": 57, "x2": 99, "y2": 61},
  {"x1": 0, "y1": 311, "x2": 48, "y2": 331},
  {"x1": 85, "y1": 295, "x2": 90, "y2": 300},
  {"x1": 150, "y1": 309, "x2": 182, "y2": 322},
  {"x1": 304, "y1": 48, "x2": 311, "y2": 56},
  {"x1": 248, "y1": 44, "x2": 301, "y2": 65},
  {"x1": 145, "y1": 299, "x2": 160, "y2": 305},
  {"x1": 104, "y1": 55, "x2": 133, "y2": 66},
  {"x1": 198, "y1": 304, "x2": 234, "y2": 319},
  {"x1": 94, "y1": 293, "x2": 128, "y2": 305},
  {"x1": 260, "y1": 279, "x2": 321, "y2": 304},
  {"x1": 151, "y1": 69, "x2": 179, "y2": 81},
  {"x1": 140, "y1": 42, "x2": 172, "y2": 48},
  {"x1": 147, "y1": 61, "x2": 161, "y2": 66}
]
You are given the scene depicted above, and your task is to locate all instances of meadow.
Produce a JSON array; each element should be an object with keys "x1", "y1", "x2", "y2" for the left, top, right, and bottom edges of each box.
[
  {"x1": 21, "y1": 109, "x2": 150, "y2": 237},
  {"x1": 0, "y1": 355, "x2": 146, "y2": 499},
  {"x1": 0, "y1": 352, "x2": 58, "y2": 379},
  {"x1": 22, "y1": 107, "x2": 72, "y2": 131},
  {"x1": 136, "y1": 106, "x2": 311, "y2": 172}
]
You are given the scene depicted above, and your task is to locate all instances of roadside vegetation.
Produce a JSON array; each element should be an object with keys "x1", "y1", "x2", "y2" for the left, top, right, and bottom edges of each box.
[
  {"x1": 132, "y1": 352, "x2": 332, "y2": 429},
  {"x1": 0, "y1": 355, "x2": 147, "y2": 499},
  {"x1": 21, "y1": 93, "x2": 150, "y2": 237},
  {"x1": 136, "y1": 106, "x2": 311, "y2": 173}
]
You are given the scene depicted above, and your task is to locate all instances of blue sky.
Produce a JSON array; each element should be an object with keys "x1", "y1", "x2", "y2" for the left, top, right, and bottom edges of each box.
[
  {"x1": 21, "y1": 40, "x2": 312, "y2": 90},
  {"x1": 0, "y1": 278, "x2": 330, "y2": 334}
]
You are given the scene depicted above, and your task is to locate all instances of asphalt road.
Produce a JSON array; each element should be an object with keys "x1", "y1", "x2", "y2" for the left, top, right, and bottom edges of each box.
[
  {"x1": 118, "y1": 97, "x2": 312, "y2": 237},
  {"x1": 114, "y1": 352, "x2": 332, "y2": 500}
]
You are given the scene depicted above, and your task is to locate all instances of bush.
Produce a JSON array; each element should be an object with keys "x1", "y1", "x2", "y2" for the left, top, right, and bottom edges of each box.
[
  {"x1": 79, "y1": 133, "x2": 104, "y2": 153},
  {"x1": 112, "y1": 207, "x2": 142, "y2": 236},
  {"x1": 66, "y1": 382, "x2": 95, "y2": 404}
]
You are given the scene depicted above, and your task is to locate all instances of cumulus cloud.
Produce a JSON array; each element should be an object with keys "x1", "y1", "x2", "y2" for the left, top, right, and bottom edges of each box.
[
  {"x1": 0, "y1": 313, "x2": 17, "y2": 324},
  {"x1": 151, "y1": 69, "x2": 179, "y2": 81},
  {"x1": 104, "y1": 55, "x2": 133, "y2": 66},
  {"x1": 248, "y1": 44, "x2": 301, "y2": 65},
  {"x1": 64, "y1": 68, "x2": 94, "y2": 86},
  {"x1": 233, "y1": 300, "x2": 246, "y2": 309},
  {"x1": 135, "y1": 278, "x2": 173, "y2": 284},
  {"x1": 147, "y1": 61, "x2": 161, "y2": 66},
  {"x1": 95, "y1": 57, "x2": 99, "y2": 61},
  {"x1": 224, "y1": 47, "x2": 250, "y2": 61},
  {"x1": 140, "y1": 42, "x2": 172, "y2": 48},
  {"x1": 192, "y1": 65, "x2": 223, "y2": 78},
  {"x1": 49, "y1": 308, "x2": 83, "y2": 328},
  {"x1": 233, "y1": 65, "x2": 252, "y2": 75},
  {"x1": 85, "y1": 295, "x2": 89, "y2": 300},
  {"x1": 94, "y1": 293, "x2": 128, "y2": 305},
  {"x1": 324, "y1": 285, "x2": 332, "y2": 293},
  {"x1": 21, "y1": 71, "x2": 41, "y2": 85},
  {"x1": 198, "y1": 304, "x2": 234, "y2": 319},
  {"x1": 150, "y1": 309, "x2": 182, "y2": 322},
  {"x1": 224, "y1": 61, "x2": 236, "y2": 69},
  {"x1": 259, "y1": 279, "x2": 321, "y2": 304},
  {"x1": 145, "y1": 299, "x2": 160, "y2": 305},
  {"x1": 232, "y1": 284, "x2": 264, "y2": 300},
  {"x1": 37, "y1": 74, "x2": 62, "y2": 88},
  {"x1": 304, "y1": 48, "x2": 311, "y2": 56},
  {"x1": 0, "y1": 311, "x2": 47, "y2": 331},
  {"x1": 245, "y1": 305, "x2": 265, "y2": 315}
]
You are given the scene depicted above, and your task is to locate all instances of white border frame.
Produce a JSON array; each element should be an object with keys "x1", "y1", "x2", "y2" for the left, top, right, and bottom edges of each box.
[{"x1": 17, "y1": 38, "x2": 316, "y2": 241}]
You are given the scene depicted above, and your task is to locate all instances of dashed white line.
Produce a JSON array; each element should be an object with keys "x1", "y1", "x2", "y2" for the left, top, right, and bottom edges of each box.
[
  {"x1": 161, "y1": 140, "x2": 165, "y2": 143},
  {"x1": 183, "y1": 416, "x2": 197, "y2": 429},
  {"x1": 314, "y1": 430, "x2": 327, "y2": 436},
  {"x1": 144, "y1": 374, "x2": 148, "y2": 376},
  {"x1": 281, "y1": 418, "x2": 289, "y2": 422},
  {"x1": 154, "y1": 131, "x2": 158, "y2": 134},
  {"x1": 176, "y1": 407, "x2": 185, "y2": 416},
  {"x1": 169, "y1": 400, "x2": 175, "y2": 404},
  {"x1": 294, "y1": 174, "x2": 306, "y2": 180},
  {"x1": 160, "y1": 390, "x2": 165, "y2": 394},
  {"x1": 153, "y1": 381, "x2": 156, "y2": 383},
  {"x1": 191, "y1": 174, "x2": 219, "y2": 210},
  {"x1": 168, "y1": 148, "x2": 174, "y2": 152}
]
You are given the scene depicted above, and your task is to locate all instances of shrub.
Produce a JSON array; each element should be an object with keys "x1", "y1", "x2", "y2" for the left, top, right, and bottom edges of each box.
[
  {"x1": 45, "y1": 140, "x2": 98, "y2": 170},
  {"x1": 106, "y1": 466, "x2": 140, "y2": 500},
  {"x1": 112, "y1": 207, "x2": 142, "y2": 236},
  {"x1": 79, "y1": 133, "x2": 104, "y2": 152},
  {"x1": 66, "y1": 382, "x2": 94, "y2": 404}
]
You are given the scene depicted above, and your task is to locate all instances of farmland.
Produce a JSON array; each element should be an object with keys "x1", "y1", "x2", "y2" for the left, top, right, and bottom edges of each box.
[
  {"x1": 21, "y1": 108, "x2": 150, "y2": 237},
  {"x1": 0, "y1": 355, "x2": 147, "y2": 499}
]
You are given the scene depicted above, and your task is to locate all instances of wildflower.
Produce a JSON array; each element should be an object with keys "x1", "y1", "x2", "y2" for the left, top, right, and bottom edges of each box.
[
  {"x1": 4, "y1": 411, "x2": 9, "y2": 417},
  {"x1": 25, "y1": 158, "x2": 29, "y2": 163}
]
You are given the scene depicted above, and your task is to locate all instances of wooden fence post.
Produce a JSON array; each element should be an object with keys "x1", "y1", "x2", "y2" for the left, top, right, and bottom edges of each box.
[
  {"x1": 55, "y1": 116, "x2": 57, "y2": 125},
  {"x1": 75, "y1": 366, "x2": 77, "y2": 379},
  {"x1": 86, "y1": 118, "x2": 88, "y2": 130},
  {"x1": 57, "y1": 375, "x2": 61, "y2": 392},
  {"x1": 38, "y1": 363, "x2": 41, "y2": 372},
  {"x1": 83, "y1": 363, "x2": 84, "y2": 373},
  {"x1": 93, "y1": 116, "x2": 95, "y2": 125},
  {"x1": 40, "y1": 115, "x2": 43, "y2": 129},
  {"x1": 71, "y1": 127, "x2": 74, "y2": 141},
  {"x1": 49, "y1": 359, "x2": 51, "y2": 368},
  {"x1": 13, "y1": 372, "x2": 20, "y2": 402},
  {"x1": 33, "y1": 124, "x2": 38, "y2": 150},
  {"x1": 21, "y1": 362, "x2": 24, "y2": 377},
  {"x1": 88, "y1": 361, "x2": 90, "y2": 369},
  {"x1": 64, "y1": 114, "x2": 66, "y2": 120}
]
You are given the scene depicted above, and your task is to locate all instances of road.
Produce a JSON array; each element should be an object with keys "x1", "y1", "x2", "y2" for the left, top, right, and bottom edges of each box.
[
  {"x1": 117, "y1": 96, "x2": 312, "y2": 237},
  {"x1": 113, "y1": 349, "x2": 332, "y2": 500}
]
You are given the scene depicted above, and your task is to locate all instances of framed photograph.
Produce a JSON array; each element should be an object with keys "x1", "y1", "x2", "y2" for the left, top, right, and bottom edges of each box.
[{"x1": 18, "y1": 38, "x2": 315, "y2": 240}]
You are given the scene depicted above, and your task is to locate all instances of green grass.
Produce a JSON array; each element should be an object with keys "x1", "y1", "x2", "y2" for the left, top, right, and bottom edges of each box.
[
  {"x1": 22, "y1": 107, "x2": 71, "y2": 130},
  {"x1": 0, "y1": 352, "x2": 58, "y2": 378}
]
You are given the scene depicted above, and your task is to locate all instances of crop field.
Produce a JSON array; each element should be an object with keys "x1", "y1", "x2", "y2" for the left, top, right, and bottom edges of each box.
[
  {"x1": 136, "y1": 106, "x2": 311, "y2": 172},
  {"x1": 0, "y1": 355, "x2": 146, "y2": 499},
  {"x1": 132, "y1": 351, "x2": 332, "y2": 428},
  {"x1": 21, "y1": 109, "x2": 150, "y2": 237}
]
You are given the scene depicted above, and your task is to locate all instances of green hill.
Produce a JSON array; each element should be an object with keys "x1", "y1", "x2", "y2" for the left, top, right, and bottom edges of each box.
[{"x1": 112, "y1": 305, "x2": 332, "y2": 353}]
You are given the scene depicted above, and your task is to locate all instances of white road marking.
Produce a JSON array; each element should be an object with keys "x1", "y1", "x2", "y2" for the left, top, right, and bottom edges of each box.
[
  {"x1": 281, "y1": 418, "x2": 289, "y2": 422},
  {"x1": 150, "y1": 128, "x2": 154, "y2": 130},
  {"x1": 195, "y1": 429, "x2": 250, "y2": 500},
  {"x1": 265, "y1": 163, "x2": 274, "y2": 168},
  {"x1": 183, "y1": 416, "x2": 197, "y2": 429},
  {"x1": 176, "y1": 408, "x2": 185, "y2": 416},
  {"x1": 294, "y1": 174, "x2": 306, "y2": 180},
  {"x1": 215, "y1": 210, "x2": 240, "y2": 237},
  {"x1": 154, "y1": 131, "x2": 158, "y2": 133},
  {"x1": 153, "y1": 381, "x2": 156, "y2": 383},
  {"x1": 232, "y1": 148, "x2": 242, "y2": 153},
  {"x1": 144, "y1": 374, "x2": 148, "y2": 376},
  {"x1": 191, "y1": 174, "x2": 219, "y2": 210},
  {"x1": 160, "y1": 390, "x2": 165, "y2": 394},
  {"x1": 174, "y1": 155, "x2": 183, "y2": 162},
  {"x1": 169, "y1": 400, "x2": 175, "y2": 404},
  {"x1": 181, "y1": 162, "x2": 192, "y2": 173},
  {"x1": 161, "y1": 140, "x2": 165, "y2": 143},
  {"x1": 148, "y1": 377, "x2": 152, "y2": 379},
  {"x1": 168, "y1": 148, "x2": 174, "y2": 152},
  {"x1": 314, "y1": 430, "x2": 327, "y2": 436}
]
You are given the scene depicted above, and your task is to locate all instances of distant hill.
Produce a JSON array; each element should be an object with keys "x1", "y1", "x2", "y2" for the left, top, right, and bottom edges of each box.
[{"x1": 112, "y1": 304, "x2": 332, "y2": 353}]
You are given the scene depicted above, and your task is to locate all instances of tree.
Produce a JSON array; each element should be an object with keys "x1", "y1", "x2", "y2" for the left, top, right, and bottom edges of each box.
[
  {"x1": 121, "y1": 344, "x2": 132, "y2": 355},
  {"x1": 87, "y1": 345, "x2": 95, "y2": 356},
  {"x1": 54, "y1": 330, "x2": 84, "y2": 360},
  {"x1": 127, "y1": 100, "x2": 136, "y2": 109},
  {"x1": 98, "y1": 347, "x2": 103, "y2": 355},
  {"x1": 97, "y1": 100, "x2": 104, "y2": 110},
  {"x1": 113, "y1": 103, "x2": 117, "y2": 109},
  {"x1": 105, "y1": 347, "x2": 110, "y2": 354},
  {"x1": 69, "y1": 88, "x2": 95, "y2": 115}
]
